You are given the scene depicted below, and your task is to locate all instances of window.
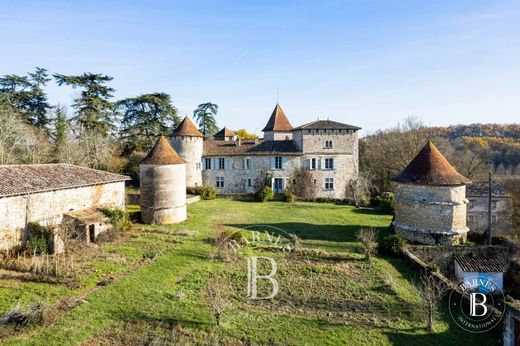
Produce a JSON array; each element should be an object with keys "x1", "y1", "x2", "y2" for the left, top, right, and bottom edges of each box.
[
  {"x1": 492, "y1": 214, "x2": 498, "y2": 224},
  {"x1": 245, "y1": 158, "x2": 251, "y2": 170},
  {"x1": 205, "y1": 158, "x2": 212, "y2": 170},
  {"x1": 275, "y1": 156, "x2": 283, "y2": 169},
  {"x1": 325, "y1": 158, "x2": 334, "y2": 170},
  {"x1": 491, "y1": 201, "x2": 498, "y2": 210},
  {"x1": 311, "y1": 158, "x2": 316, "y2": 170},
  {"x1": 325, "y1": 178, "x2": 334, "y2": 190},
  {"x1": 247, "y1": 178, "x2": 252, "y2": 187},
  {"x1": 196, "y1": 162, "x2": 201, "y2": 170},
  {"x1": 218, "y1": 157, "x2": 225, "y2": 170},
  {"x1": 325, "y1": 140, "x2": 333, "y2": 148},
  {"x1": 216, "y1": 176, "x2": 224, "y2": 188}
]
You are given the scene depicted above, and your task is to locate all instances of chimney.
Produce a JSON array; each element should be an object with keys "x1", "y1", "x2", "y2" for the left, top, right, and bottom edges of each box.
[{"x1": 238, "y1": 138, "x2": 242, "y2": 146}]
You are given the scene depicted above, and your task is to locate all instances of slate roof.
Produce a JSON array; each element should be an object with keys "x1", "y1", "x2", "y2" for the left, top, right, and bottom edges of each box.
[
  {"x1": 455, "y1": 255, "x2": 508, "y2": 273},
  {"x1": 292, "y1": 119, "x2": 361, "y2": 131},
  {"x1": 203, "y1": 139, "x2": 301, "y2": 156},
  {"x1": 0, "y1": 164, "x2": 129, "y2": 198},
  {"x1": 392, "y1": 141, "x2": 471, "y2": 186},
  {"x1": 172, "y1": 116, "x2": 203, "y2": 137},
  {"x1": 467, "y1": 182, "x2": 510, "y2": 197},
  {"x1": 214, "y1": 127, "x2": 235, "y2": 137},
  {"x1": 141, "y1": 136, "x2": 186, "y2": 165},
  {"x1": 262, "y1": 104, "x2": 293, "y2": 132}
]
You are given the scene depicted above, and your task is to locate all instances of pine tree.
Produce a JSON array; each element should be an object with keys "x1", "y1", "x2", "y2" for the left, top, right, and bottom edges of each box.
[
  {"x1": 53, "y1": 105, "x2": 69, "y2": 161},
  {"x1": 193, "y1": 102, "x2": 219, "y2": 137}
]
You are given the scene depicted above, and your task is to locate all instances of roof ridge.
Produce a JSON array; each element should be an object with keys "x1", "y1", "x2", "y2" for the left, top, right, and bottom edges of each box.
[
  {"x1": 172, "y1": 116, "x2": 204, "y2": 137},
  {"x1": 262, "y1": 104, "x2": 293, "y2": 132}
]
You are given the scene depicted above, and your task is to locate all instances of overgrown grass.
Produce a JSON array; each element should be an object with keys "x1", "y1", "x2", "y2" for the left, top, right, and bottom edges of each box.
[{"x1": 0, "y1": 199, "x2": 498, "y2": 345}]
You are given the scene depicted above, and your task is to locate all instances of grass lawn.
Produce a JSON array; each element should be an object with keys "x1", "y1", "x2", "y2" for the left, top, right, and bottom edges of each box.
[{"x1": 0, "y1": 199, "x2": 500, "y2": 345}]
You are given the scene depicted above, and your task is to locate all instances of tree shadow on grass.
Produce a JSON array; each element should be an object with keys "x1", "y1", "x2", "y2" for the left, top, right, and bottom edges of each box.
[{"x1": 226, "y1": 223, "x2": 390, "y2": 243}]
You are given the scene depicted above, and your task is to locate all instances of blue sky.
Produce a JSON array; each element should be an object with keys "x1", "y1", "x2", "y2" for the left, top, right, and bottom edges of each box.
[{"x1": 1, "y1": 0, "x2": 519, "y2": 135}]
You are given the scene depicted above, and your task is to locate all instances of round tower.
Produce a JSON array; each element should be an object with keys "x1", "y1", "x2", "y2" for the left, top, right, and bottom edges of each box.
[
  {"x1": 140, "y1": 136, "x2": 187, "y2": 224},
  {"x1": 169, "y1": 116, "x2": 204, "y2": 188},
  {"x1": 392, "y1": 141, "x2": 472, "y2": 245}
]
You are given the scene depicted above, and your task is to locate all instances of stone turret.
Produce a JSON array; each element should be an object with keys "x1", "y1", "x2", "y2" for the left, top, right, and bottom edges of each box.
[
  {"x1": 170, "y1": 116, "x2": 204, "y2": 188},
  {"x1": 262, "y1": 104, "x2": 293, "y2": 141},
  {"x1": 140, "y1": 136, "x2": 187, "y2": 224},
  {"x1": 392, "y1": 141, "x2": 472, "y2": 245}
]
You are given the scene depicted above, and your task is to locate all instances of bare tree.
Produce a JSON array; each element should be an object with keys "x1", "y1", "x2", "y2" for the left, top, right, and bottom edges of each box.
[
  {"x1": 346, "y1": 172, "x2": 377, "y2": 207},
  {"x1": 291, "y1": 168, "x2": 321, "y2": 199},
  {"x1": 204, "y1": 275, "x2": 230, "y2": 326},
  {"x1": 416, "y1": 272, "x2": 446, "y2": 332},
  {"x1": 356, "y1": 228, "x2": 377, "y2": 261}
]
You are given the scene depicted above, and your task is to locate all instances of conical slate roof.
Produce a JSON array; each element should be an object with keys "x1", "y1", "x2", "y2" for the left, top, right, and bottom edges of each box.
[
  {"x1": 141, "y1": 136, "x2": 186, "y2": 165},
  {"x1": 214, "y1": 127, "x2": 235, "y2": 137},
  {"x1": 262, "y1": 104, "x2": 293, "y2": 132},
  {"x1": 172, "y1": 116, "x2": 203, "y2": 137},
  {"x1": 392, "y1": 141, "x2": 471, "y2": 186}
]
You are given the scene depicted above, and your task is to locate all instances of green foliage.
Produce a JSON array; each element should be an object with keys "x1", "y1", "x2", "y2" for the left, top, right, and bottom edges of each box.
[
  {"x1": 193, "y1": 102, "x2": 219, "y2": 137},
  {"x1": 54, "y1": 73, "x2": 115, "y2": 136},
  {"x1": 284, "y1": 189, "x2": 296, "y2": 203},
  {"x1": 200, "y1": 186, "x2": 218, "y2": 200},
  {"x1": 378, "y1": 234, "x2": 405, "y2": 256},
  {"x1": 100, "y1": 208, "x2": 131, "y2": 231},
  {"x1": 255, "y1": 186, "x2": 274, "y2": 202},
  {"x1": 116, "y1": 93, "x2": 180, "y2": 153},
  {"x1": 235, "y1": 128, "x2": 259, "y2": 140},
  {"x1": 0, "y1": 67, "x2": 51, "y2": 129},
  {"x1": 52, "y1": 104, "x2": 69, "y2": 160},
  {"x1": 26, "y1": 222, "x2": 51, "y2": 255},
  {"x1": 376, "y1": 192, "x2": 396, "y2": 214}
]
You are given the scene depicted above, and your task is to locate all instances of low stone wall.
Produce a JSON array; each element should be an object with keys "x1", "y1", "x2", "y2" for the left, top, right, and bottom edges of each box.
[{"x1": 187, "y1": 196, "x2": 200, "y2": 204}]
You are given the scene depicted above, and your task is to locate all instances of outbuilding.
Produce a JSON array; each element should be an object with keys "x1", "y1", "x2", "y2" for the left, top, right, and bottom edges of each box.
[{"x1": 454, "y1": 254, "x2": 507, "y2": 293}]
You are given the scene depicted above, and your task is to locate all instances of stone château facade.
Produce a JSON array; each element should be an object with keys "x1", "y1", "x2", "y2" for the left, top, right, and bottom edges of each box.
[
  {"x1": 466, "y1": 182, "x2": 513, "y2": 235},
  {"x1": 169, "y1": 104, "x2": 361, "y2": 199},
  {"x1": 392, "y1": 141, "x2": 472, "y2": 245}
]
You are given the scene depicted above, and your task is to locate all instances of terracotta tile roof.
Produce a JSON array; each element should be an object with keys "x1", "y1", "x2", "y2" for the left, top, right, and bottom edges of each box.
[
  {"x1": 262, "y1": 104, "x2": 293, "y2": 132},
  {"x1": 455, "y1": 255, "x2": 507, "y2": 273},
  {"x1": 0, "y1": 164, "x2": 129, "y2": 198},
  {"x1": 172, "y1": 116, "x2": 203, "y2": 137},
  {"x1": 467, "y1": 182, "x2": 509, "y2": 197},
  {"x1": 292, "y1": 119, "x2": 361, "y2": 131},
  {"x1": 141, "y1": 136, "x2": 186, "y2": 165},
  {"x1": 214, "y1": 127, "x2": 235, "y2": 137},
  {"x1": 203, "y1": 140, "x2": 301, "y2": 156},
  {"x1": 392, "y1": 140, "x2": 471, "y2": 186}
]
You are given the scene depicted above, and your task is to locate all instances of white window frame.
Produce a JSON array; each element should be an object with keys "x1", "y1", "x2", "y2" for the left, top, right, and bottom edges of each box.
[
  {"x1": 311, "y1": 158, "x2": 316, "y2": 170},
  {"x1": 216, "y1": 176, "x2": 225, "y2": 188},
  {"x1": 205, "y1": 158, "x2": 212, "y2": 170},
  {"x1": 275, "y1": 156, "x2": 283, "y2": 170},
  {"x1": 325, "y1": 158, "x2": 334, "y2": 170},
  {"x1": 325, "y1": 177, "x2": 334, "y2": 190},
  {"x1": 218, "y1": 157, "x2": 225, "y2": 170},
  {"x1": 247, "y1": 178, "x2": 252, "y2": 187},
  {"x1": 245, "y1": 158, "x2": 251, "y2": 170}
]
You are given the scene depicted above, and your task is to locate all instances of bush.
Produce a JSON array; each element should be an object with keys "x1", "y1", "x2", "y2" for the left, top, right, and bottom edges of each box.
[
  {"x1": 284, "y1": 189, "x2": 296, "y2": 203},
  {"x1": 379, "y1": 234, "x2": 405, "y2": 256},
  {"x1": 187, "y1": 186, "x2": 204, "y2": 195},
  {"x1": 200, "y1": 186, "x2": 218, "y2": 200},
  {"x1": 26, "y1": 222, "x2": 51, "y2": 255},
  {"x1": 255, "y1": 187, "x2": 274, "y2": 202},
  {"x1": 100, "y1": 208, "x2": 131, "y2": 231},
  {"x1": 376, "y1": 192, "x2": 396, "y2": 214}
]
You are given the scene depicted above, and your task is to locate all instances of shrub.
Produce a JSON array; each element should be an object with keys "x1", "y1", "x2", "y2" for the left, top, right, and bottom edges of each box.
[
  {"x1": 356, "y1": 228, "x2": 377, "y2": 261},
  {"x1": 284, "y1": 189, "x2": 296, "y2": 203},
  {"x1": 0, "y1": 303, "x2": 47, "y2": 327},
  {"x1": 101, "y1": 208, "x2": 131, "y2": 232},
  {"x1": 376, "y1": 192, "x2": 396, "y2": 214},
  {"x1": 200, "y1": 186, "x2": 218, "y2": 200},
  {"x1": 26, "y1": 222, "x2": 51, "y2": 255},
  {"x1": 187, "y1": 186, "x2": 204, "y2": 195},
  {"x1": 379, "y1": 234, "x2": 405, "y2": 256},
  {"x1": 255, "y1": 187, "x2": 274, "y2": 202}
]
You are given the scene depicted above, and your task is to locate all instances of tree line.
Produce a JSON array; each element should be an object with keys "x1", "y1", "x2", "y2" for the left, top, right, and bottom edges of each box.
[{"x1": 0, "y1": 67, "x2": 223, "y2": 173}]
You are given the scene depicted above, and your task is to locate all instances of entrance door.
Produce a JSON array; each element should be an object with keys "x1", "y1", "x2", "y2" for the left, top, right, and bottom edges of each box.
[
  {"x1": 88, "y1": 224, "x2": 95, "y2": 243},
  {"x1": 273, "y1": 178, "x2": 284, "y2": 194}
]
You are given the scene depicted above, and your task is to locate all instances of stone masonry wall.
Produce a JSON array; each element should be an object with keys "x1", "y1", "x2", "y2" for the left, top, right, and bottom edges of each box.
[
  {"x1": 0, "y1": 182, "x2": 125, "y2": 250},
  {"x1": 467, "y1": 196, "x2": 513, "y2": 234},
  {"x1": 170, "y1": 136, "x2": 203, "y2": 187}
]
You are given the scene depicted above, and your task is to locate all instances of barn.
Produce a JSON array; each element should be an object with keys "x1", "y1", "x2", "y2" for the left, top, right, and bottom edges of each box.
[{"x1": 0, "y1": 164, "x2": 129, "y2": 251}]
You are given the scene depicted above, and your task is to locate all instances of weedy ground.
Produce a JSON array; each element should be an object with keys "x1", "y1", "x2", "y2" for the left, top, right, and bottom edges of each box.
[{"x1": 0, "y1": 198, "x2": 499, "y2": 345}]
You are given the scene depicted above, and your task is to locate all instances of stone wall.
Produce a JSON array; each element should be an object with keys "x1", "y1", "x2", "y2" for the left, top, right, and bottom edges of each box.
[
  {"x1": 140, "y1": 164, "x2": 187, "y2": 224},
  {"x1": 169, "y1": 136, "x2": 203, "y2": 187},
  {"x1": 293, "y1": 129, "x2": 358, "y2": 155},
  {"x1": 394, "y1": 184, "x2": 469, "y2": 245},
  {"x1": 263, "y1": 131, "x2": 293, "y2": 141},
  {"x1": 467, "y1": 195, "x2": 513, "y2": 234},
  {"x1": 0, "y1": 182, "x2": 125, "y2": 250}
]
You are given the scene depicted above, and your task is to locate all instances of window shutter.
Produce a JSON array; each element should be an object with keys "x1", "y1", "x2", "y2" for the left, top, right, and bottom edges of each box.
[
  {"x1": 319, "y1": 158, "x2": 323, "y2": 170},
  {"x1": 243, "y1": 158, "x2": 246, "y2": 169},
  {"x1": 282, "y1": 157, "x2": 287, "y2": 169},
  {"x1": 304, "y1": 159, "x2": 310, "y2": 170},
  {"x1": 332, "y1": 158, "x2": 336, "y2": 170},
  {"x1": 271, "y1": 157, "x2": 275, "y2": 169},
  {"x1": 202, "y1": 159, "x2": 206, "y2": 170}
]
